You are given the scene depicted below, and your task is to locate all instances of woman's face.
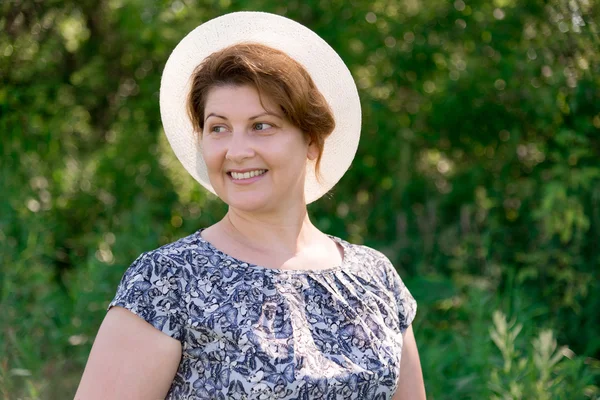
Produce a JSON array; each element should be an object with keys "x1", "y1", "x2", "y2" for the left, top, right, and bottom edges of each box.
[{"x1": 201, "y1": 84, "x2": 318, "y2": 214}]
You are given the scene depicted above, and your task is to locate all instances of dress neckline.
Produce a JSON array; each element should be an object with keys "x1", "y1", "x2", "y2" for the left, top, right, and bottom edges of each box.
[{"x1": 193, "y1": 228, "x2": 349, "y2": 275}]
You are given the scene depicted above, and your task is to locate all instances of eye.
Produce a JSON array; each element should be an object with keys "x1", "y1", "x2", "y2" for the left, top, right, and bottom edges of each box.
[
  {"x1": 254, "y1": 122, "x2": 273, "y2": 131},
  {"x1": 210, "y1": 125, "x2": 228, "y2": 134}
]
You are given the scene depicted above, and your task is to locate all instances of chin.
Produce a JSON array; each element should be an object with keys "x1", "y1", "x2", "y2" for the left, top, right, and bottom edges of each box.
[{"x1": 220, "y1": 192, "x2": 275, "y2": 213}]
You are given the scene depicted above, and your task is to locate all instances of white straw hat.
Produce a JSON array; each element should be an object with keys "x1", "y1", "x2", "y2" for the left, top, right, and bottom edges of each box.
[{"x1": 159, "y1": 11, "x2": 361, "y2": 204}]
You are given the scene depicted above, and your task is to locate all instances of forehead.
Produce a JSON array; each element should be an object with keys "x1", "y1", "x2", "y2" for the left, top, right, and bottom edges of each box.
[{"x1": 205, "y1": 84, "x2": 278, "y2": 115}]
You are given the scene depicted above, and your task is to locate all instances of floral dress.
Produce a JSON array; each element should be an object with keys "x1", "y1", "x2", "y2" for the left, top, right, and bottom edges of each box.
[{"x1": 108, "y1": 229, "x2": 417, "y2": 399}]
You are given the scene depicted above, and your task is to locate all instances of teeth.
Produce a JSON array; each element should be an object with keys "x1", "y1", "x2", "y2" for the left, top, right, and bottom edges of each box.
[{"x1": 230, "y1": 170, "x2": 266, "y2": 180}]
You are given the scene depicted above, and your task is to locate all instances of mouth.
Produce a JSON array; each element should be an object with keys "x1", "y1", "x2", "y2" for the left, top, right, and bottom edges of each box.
[{"x1": 227, "y1": 169, "x2": 268, "y2": 181}]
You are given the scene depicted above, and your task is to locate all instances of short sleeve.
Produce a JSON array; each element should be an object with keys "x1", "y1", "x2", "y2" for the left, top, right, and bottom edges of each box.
[
  {"x1": 384, "y1": 259, "x2": 417, "y2": 333},
  {"x1": 107, "y1": 252, "x2": 187, "y2": 342}
]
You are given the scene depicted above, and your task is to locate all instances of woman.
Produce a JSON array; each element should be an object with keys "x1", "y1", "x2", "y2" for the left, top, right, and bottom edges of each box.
[{"x1": 75, "y1": 11, "x2": 426, "y2": 399}]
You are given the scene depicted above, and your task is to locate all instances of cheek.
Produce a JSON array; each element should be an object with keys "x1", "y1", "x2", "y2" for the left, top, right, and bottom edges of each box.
[
  {"x1": 276, "y1": 133, "x2": 310, "y2": 159},
  {"x1": 201, "y1": 140, "x2": 222, "y2": 172},
  {"x1": 267, "y1": 143, "x2": 306, "y2": 169}
]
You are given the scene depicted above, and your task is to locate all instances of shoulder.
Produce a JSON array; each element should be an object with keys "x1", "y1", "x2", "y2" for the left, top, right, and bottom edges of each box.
[
  {"x1": 350, "y1": 242, "x2": 392, "y2": 264},
  {"x1": 145, "y1": 229, "x2": 205, "y2": 259},
  {"x1": 331, "y1": 235, "x2": 418, "y2": 332},
  {"x1": 108, "y1": 232, "x2": 208, "y2": 342},
  {"x1": 120, "y1": 229, "x2": 208, "y2": 281},
  {"x1": 334, "y1": 236, "x2": 396, "y2": 281}
]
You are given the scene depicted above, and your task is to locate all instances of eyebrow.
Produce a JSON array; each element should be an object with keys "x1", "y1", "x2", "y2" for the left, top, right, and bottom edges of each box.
[
  {"x1": 249, "y1": 111, "x2": 283, "y2": 120},
  {"x1": 204, "y1": 111, "x2": 283, "y2": 123},
  {"x1": 204, "y1": 112, "x2": 227, "y2": 122}
]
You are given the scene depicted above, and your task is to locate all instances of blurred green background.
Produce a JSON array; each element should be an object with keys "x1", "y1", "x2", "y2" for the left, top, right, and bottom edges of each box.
[{"x1": 1, "y1": 0, "x2": 599, "y2": 398}]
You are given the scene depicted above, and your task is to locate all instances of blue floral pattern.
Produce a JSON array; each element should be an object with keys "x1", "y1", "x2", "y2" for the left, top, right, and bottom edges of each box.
[{"x1": 108, "y1": 229, "x2": 416, "y2": 399}]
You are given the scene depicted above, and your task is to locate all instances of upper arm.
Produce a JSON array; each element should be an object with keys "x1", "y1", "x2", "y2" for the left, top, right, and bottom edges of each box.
[
  {"x1": 392, "y1": 325, "x2": 426, "y2": 400},
  {"x1": 74, "y1": 306, "x2": 182, "y2": 400}
]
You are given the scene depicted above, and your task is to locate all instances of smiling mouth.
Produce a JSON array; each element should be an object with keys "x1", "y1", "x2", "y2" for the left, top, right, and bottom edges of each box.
[{"x1": 228, "y1": 169, "x2": 268, "y2": 180}]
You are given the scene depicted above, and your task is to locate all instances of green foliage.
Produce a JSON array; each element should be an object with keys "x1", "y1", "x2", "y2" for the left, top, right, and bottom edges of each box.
[
  {"x1": 488, "y1": 311, "x2": 599, "y2": 399},
  {"x1": 414, "y1": 287, "x2": 599, "y2": 399},
  {"x1": 1, "y1": 0, "x2": 599, "y2": 398}
]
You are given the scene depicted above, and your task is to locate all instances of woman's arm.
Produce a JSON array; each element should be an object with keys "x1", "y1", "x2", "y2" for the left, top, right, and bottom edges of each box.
[
  {"x1": 392, "y1": 325, "x2": 427, "y2": 400},
  {"x1": 74, "y1": 306, "x2": 182, "y2": 400}
]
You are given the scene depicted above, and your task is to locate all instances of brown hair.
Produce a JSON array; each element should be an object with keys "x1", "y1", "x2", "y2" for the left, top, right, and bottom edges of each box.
[{"x1": 187, "y1": 42, "x2": 335, "y2": 178}]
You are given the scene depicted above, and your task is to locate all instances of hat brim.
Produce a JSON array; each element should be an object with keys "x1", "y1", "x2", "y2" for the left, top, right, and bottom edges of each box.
[{"x1": 159, "y1": 11, "x2": 361, "y2": 204}]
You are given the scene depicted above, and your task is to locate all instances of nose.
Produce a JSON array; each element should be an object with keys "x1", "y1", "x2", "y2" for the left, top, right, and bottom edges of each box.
[{"x1": 225, "y1": 130, "x2": 255, "y2": 163}]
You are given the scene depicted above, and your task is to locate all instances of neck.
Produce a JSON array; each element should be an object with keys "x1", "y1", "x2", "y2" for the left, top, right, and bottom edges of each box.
[{"x1": 221, "y1": 204, "x2": 316, "y2": 256}]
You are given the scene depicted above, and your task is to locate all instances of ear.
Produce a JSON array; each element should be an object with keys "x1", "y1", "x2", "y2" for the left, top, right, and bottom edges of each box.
[{"x1": 307, "y1": 140, "x2": 319, "y2": 161}]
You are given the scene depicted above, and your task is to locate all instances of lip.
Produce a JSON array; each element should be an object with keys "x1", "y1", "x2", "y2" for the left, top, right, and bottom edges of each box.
[
  {"x1": 226, "y1": 169, "x2": 268, "y2": 185},
  {"x1": 226, "y1": 168, "x2": 267, "y2": 173}
]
